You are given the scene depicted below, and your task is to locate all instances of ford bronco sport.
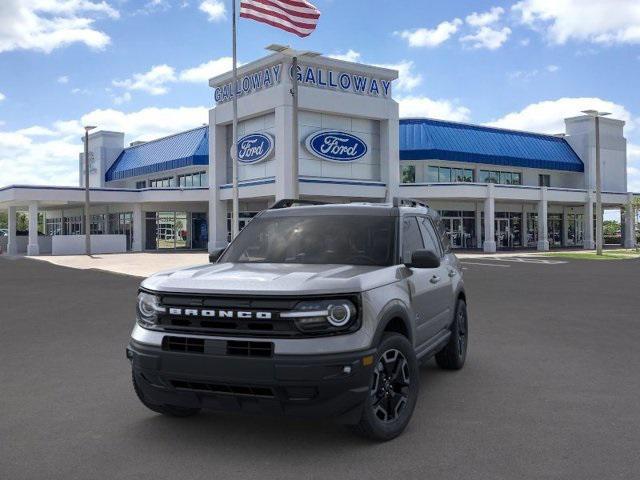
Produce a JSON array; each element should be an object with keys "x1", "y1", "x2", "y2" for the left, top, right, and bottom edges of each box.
[{"x1": 127, "y1": 198, "x2": 468, "y2": 440}]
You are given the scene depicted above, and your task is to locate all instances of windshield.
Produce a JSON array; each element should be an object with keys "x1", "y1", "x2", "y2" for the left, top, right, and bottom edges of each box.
[{"x1": 220, "y1": 214, "x2": 397, "y2": 266}]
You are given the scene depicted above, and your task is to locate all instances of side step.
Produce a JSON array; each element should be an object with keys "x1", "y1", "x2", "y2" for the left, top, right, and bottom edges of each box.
[{"x1": 415, "y1": 329, "x2": 451, "y2": 361}]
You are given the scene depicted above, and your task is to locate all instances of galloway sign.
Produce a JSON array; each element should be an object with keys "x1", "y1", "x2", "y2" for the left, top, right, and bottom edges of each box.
[
  {"x1": 292, "y1": 64, "x2": 392, "y2": 99},
  {"x1": 214, "y1": 64, "x2": 282, "y2": 104},
  {"x1": 234, "y1": 133, "x2": 275, "y2": 164},
  {"x1": 305, "y1": 131, "x2": 368, "y2": 163}
]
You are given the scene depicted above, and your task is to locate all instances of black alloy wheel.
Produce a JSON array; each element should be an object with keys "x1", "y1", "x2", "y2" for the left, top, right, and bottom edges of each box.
[{"x1": 371, "y1": 349, "x2": 410, "y2": 423}]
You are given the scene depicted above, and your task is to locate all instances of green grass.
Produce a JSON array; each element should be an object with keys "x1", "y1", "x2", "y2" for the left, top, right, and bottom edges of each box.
[{"x1": 544, "y1": 249, "x2": 640, "y2": 260}]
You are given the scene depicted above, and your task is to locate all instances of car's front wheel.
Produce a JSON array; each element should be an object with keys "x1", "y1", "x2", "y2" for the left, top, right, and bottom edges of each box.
[
  {"x1": 132, "y1": 371, "x2": 201, "y2": 417},
  {"x1": 351, "y1": 333, "x2": 419, "y2": 441}
]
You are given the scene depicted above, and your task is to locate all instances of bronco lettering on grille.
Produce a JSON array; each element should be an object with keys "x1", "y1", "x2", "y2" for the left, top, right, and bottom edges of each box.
[{"x1": 167, "y1": 308, "x2": 272, "y2": 320}]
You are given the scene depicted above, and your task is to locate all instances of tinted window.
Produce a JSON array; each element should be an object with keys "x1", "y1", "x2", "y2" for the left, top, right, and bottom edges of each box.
[
  {"x1": 220, "y1": 215, "x2": 396, "y2": 266},
  {"x1": 418, "y1": 217, "x2": 443, "y2": 257},
  {"x1": 401, "y1": 217, "x2": 424, "y2": 264}
]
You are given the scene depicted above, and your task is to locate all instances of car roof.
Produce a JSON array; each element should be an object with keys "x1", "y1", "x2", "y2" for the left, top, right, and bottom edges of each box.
[{"x1": 261, "y1": 202, "x2": 435, "y2": 218}]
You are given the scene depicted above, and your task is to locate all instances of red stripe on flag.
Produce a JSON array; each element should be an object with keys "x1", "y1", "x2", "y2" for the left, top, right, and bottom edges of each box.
[
  {"x1": 247, "y1": 0, "x2": 320, "y2": 19},
  {"x1": 239, "y1": 11, "x2": 313, "y2": 37},
  {"x1": 240, "y1": 3, "x2": 317, "y2": 29}
]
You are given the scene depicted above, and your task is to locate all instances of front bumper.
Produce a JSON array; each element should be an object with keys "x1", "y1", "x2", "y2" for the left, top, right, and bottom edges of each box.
[{"x1": 127, "y1": 339, "x2": 376, "y2": 424}]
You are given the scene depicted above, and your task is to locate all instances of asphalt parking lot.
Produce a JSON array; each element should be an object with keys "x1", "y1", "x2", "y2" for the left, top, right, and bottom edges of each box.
[{"x1": 1, "y1": 256, "x2": 640, "y2": 480}]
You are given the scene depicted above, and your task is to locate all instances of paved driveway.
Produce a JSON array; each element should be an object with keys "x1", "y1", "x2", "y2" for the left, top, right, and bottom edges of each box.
[{"x1": 1, "y1": 256, "x2": 639, "y2": 480}]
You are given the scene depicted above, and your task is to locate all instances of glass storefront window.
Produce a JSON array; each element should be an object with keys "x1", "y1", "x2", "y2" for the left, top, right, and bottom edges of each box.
[
  {"x1": 548, "y1": 214, "x2": 563, "y2": 247},
  {"x1": 401, "y1": 165, "x2": 416, "y2": 184},
  {"x1": 480, "y1": 170, "x2": 521, "y2": 185},
  {"x1": 144, "y1": 211, "x2": 207, "y2": 250},
  {"x1": 438, "y1": 210, "x2": 476, "y2": 249},
  {"x1": 427, "y1": 166, "x2": 439, "y2": 183}
]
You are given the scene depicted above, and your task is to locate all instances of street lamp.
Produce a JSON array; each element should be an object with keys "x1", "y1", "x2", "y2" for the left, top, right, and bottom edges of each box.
[
  {"x1": 83, "y1": 125, "x2": 96, "y2": 255},
  {"x1": 581, "y1": 110, "x2": 610, "y2": 256},
  {"x1": 266, "y1": 44, "x2": 321, "y2": 200}
]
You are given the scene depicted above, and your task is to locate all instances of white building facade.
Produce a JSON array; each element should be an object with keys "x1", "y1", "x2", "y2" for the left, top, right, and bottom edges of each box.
[{"x1": 0, "y1": 53, "x2": 637, "y2": 255}]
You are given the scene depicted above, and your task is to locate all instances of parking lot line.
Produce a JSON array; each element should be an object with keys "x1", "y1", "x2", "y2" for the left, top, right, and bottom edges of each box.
[{"x1": 460, "y1": 261, "x2": 510, "y2": 268}]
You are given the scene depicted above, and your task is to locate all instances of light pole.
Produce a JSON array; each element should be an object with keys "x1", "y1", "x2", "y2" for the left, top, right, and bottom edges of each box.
[
  {"x1": 581, "y1": 110, "x2": 610, "y2": 256},
  {"x1": 266, "y1": 44, "x2": 321, "y2": 200},
  {"x1": 83, "y1": 125, "x2": 96, "y2": 255}
]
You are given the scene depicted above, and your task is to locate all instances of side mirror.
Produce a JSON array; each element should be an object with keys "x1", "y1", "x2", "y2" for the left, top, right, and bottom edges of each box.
[
  {"x1": 209, "y1": 248, "x2": 225, "y2": 263},
  {"x1": 407, "y1": 249, "x2": 440, "y2": 269}
]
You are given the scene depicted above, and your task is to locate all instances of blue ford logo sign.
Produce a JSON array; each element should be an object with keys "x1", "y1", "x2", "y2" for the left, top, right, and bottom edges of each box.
[
  {"x1": 235, "y1": 133, "x2": 274, "y2": 164},
  {"x1": 305, "y1": 131, "x2": 368, "y2": 162}
]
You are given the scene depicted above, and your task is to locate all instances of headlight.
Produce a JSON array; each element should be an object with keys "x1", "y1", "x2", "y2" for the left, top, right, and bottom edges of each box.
[
  {"x1": 282, "y1": 299, "x2": 358, "y2": 334},
  {"x1": 136, "y1": 292, "x2": 165, "y2": 327}
]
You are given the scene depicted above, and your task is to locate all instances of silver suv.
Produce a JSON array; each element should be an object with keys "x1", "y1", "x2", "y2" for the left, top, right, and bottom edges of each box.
[{"x1": 127, "y1": 198, "x2": 468, "y2": 440}]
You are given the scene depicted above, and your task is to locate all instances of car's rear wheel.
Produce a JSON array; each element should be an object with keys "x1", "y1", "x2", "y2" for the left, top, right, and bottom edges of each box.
[
  {"x1": 132, "y1": 371, "x2": 201, "y2": 417},
  {"x1": 435, "y1": 299, "x2": 468, "y2": 370},
  {"x1": 351, "y1": 333, "x2": 419, "y2": 441}
]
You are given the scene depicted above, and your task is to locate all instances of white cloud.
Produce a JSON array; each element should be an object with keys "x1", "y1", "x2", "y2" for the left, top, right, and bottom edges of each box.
[
  {"x1": 486, "y1": 97, "x2": 635, "y2": 134},
  {"x1": 466, "y1": 7, "x2": 504, "y2": 27},
  {"x1": 0, "y1": 0, "x2": 119, "y2": 54},
  {"x1": 199, "y1": 0, "x2": 226, "y2": 22},
  {"x1": 461, "y1": 26, "x2": 511, "y2": 50},
  {"x1": 520, "y1": 38, "x2": 531, "y2": 46},
  {"x1": 513, "y1": 0, "x2": 640, "y2": 45},
  {"x1": 398, "y1": 96, "x2": 471, "y2": 122},
  {"x1": 113, "y1": 91, "x2": 132, "y2": 105},
  {"x1": 0, "y1": 106, "x2": 209, "y2": 187},
  {"x1": 546, "y1": 64, "x2": 560, "y2": 72},
  {"x1": 113, "y1": 64, "x2": 177, "y2": 95},
  {"x1": 179, "y1": 57, "x2": 234, "y2": 82},
  {"x1": 508, "y1": 64, "x2": 560, "y2": 81},
  {"x1": 0, "y1": 92, "x2": 5, "y2": 102},
  {"x1": 373, "y1": 60, "x2": 422, "y2": 93},
  {"x1": 57, "y1": 75, "x2": 69, "y2": 84},
  {"x1": 396, "y1": 19, "x2": 463, "y2": 48},
  {"x1": 328, "y1": 50, "x2": 362, "y2": 63}
]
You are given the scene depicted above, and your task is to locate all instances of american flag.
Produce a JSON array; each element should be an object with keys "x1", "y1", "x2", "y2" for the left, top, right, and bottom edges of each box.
[{"x1": 240, "y1": 0, "x2": 321, "y2": 38}]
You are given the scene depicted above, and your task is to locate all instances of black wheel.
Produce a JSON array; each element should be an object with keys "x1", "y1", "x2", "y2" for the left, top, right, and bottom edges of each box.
[
  {"x1": 351, "y1": 333, "x2": 419, "y2": 441},
  {"x1": 132, "y1": 371, "x2": 201, "y2": 417},
  {"x1": 435, "y1": 299, "x2": 468, "y2": 370}
]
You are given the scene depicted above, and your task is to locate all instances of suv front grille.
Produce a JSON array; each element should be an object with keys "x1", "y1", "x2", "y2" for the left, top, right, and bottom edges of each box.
[{"x1": 154, "y1": 293, "x2": 359, "y2": 338}]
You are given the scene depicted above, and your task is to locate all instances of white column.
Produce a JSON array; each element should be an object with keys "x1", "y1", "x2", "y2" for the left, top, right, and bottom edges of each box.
[
  {"x1": 584, "y1": 195, "x2": 595, "y2": 249},
  {"x1": 132, "y1": 204, "x2": 143, "y2": 252},
  {"x1": 381, "y1": 111, "x2": 400, "y2": 202},
  {"x1": 27, "y1": 203, "x2": 40, "y2": 256},
  {"x1": 7, "y1": 206, "x2": 18, "y2": 255},
  {"x1": 209, "y1": 116, "x2": 231, "y2": 251},
  {"x1": 475, "y1": 202, "x2": 482, "y2": 249},
  {"x1": 562, "y1": 207, "x2": 569, "y2": 247},
  {"x1": 624, "y1": 193, "x2": 637, "y2": 248},
  {"x1": 537, "y1": 187, "x2": 549, "y2": 251},
  {"x1": 274, "y1": 104, "x2": 295, "y2": 200},
  {"x1": 483, "y1": 185, "x2": 496, "y2": 253}
]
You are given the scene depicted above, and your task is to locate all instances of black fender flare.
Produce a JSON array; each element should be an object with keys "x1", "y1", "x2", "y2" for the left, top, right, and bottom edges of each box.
[{"x1": 371, "y1": 300, "x2": 413, "y2": 348}]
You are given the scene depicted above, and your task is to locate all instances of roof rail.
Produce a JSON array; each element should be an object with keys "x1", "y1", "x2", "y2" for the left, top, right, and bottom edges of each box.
[
  {"x1": 392, "y1": 197, "x2": 430, "y2": 209},
  {"x1": 269, "y1": 198, "x2": 329, "y2": 210}
]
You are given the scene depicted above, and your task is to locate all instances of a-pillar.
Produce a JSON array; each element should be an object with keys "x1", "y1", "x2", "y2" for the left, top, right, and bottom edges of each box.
[
  {"x1": 7, "y1": 206, "x2": 18, "y2": 255},
  {"x1": 624, "y1": 193, "x2": 637, "y2": 248},
  {"x1": 583, "y1": 195, "x2": 595, "y2": 249},
  {"x1": 132, "y1": 204, "x2": 143, "y2": 252},
  {"x1": 27, "y1": 203, "x2": 40, "y2": 256},
  {"x1": 537, "y1": 187, "x2": 550, "y2": 251},
  {"x1": 483, "y1": 184, "x2": 496, "y2": 253}
]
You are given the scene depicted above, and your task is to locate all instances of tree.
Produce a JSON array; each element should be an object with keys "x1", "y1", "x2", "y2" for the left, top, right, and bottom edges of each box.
[{"x1": 0, "y1": 211, "x2": 6, "y2": 230}]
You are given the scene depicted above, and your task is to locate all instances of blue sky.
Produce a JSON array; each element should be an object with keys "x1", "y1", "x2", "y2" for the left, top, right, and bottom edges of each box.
[{"x1": 1, "y1": 0, "x2": 639, "y2": 195}]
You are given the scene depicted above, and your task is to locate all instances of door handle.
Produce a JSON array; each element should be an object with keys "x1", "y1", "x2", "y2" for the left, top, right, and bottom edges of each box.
[
  {"x1": 448, "y1": 269, "x2": 457, "y2": 277},
  {"x1": 430, "y1": 275, "x2": 441, "y2": 284}
]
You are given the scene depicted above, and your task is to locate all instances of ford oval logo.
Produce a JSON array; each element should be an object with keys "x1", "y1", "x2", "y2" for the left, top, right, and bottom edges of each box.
[
  {"x1": 234, "y1": 133, "x2": 274, "y2": 164},
  {"x1": 305, "y1": 131, "x2": 368, "y2": 162}
]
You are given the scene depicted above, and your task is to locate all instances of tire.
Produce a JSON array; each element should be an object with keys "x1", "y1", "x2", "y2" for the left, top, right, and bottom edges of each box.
[
  {"x1": 351, "y1": 333, "x2": 420, "y2": 441},
  {"x1": 435, "y1": 299, "x2": 468, "y2": 370},
  {"x1": 132, "y1": 371, "x2": 201, "y2": 418}
]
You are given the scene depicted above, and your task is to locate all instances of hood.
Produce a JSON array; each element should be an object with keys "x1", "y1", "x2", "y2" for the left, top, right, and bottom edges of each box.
[{"x1": 141, "y1": 262, "x2": 400, "y2": 295}]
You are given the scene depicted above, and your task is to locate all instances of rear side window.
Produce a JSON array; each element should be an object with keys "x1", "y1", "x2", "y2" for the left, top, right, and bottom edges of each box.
[
  {"x1": 418, "y1": 217, "x2": 443, "y2": 257},
  {"x1": 432, "y1": 216, "x2": 451, "y2": 254},
  {"x1": 402, "y1": 217, "x2": 424, "y2": 264}
]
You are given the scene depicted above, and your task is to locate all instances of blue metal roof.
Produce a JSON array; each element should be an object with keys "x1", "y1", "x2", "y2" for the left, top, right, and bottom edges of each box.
[
  {"x1": 105, "y1": 126, "x2": 209, "y2": 181},
  {"x1": 399, "y1": 118, "x2": 584, "y2": 172}
]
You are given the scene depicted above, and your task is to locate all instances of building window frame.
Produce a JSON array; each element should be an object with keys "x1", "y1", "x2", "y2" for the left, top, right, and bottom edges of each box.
[
  {"x1": 401, "y1": 165, "x2": 416, "y2": 184},
  {"x1": 427, "y1": 165, "x2": 474, "y2": 183}
]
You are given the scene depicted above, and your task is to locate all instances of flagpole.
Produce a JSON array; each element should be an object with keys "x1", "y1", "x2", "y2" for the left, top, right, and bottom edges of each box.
[
  {"x1": 231, "y1": 0, "x2": 240, "y2": 240},
  {"x1": 291, "y1": 55, "x2": 299, "y2": 200}
]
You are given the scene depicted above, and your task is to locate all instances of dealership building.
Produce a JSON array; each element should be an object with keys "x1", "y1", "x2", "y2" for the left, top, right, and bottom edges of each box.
[{"x1": 0, "y1": 53, "x2": 637, "y2": 256}]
